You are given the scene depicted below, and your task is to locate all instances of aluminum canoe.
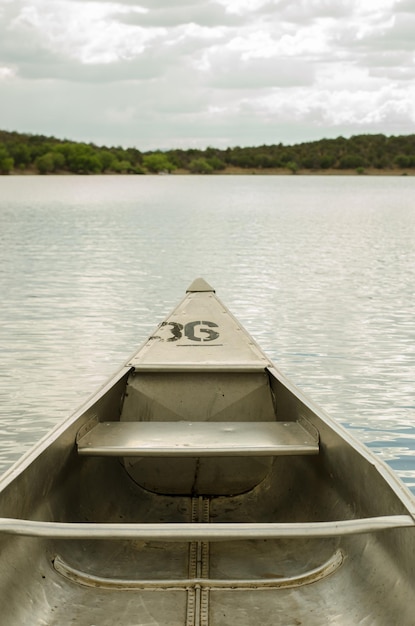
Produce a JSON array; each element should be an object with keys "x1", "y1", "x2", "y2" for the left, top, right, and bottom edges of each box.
[{"x1": 0, "y1": 278, "x2": 414, "y2": 625}]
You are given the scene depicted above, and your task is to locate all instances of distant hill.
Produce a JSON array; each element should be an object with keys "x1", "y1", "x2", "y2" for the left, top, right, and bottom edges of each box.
[{"x1": 1, "y1": 129, "x2": 414, "y2": 175}]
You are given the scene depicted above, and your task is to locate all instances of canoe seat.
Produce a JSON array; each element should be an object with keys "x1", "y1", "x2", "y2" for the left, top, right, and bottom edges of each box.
[{"x1": 76, "y1": 420, "x2": 319, "y2": 457}]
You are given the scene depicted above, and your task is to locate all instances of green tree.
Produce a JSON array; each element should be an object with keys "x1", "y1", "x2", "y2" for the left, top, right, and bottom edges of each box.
[
  {"x1": 189, "y1": 158, "x2": 213, "y2": 174},
  {"x1": 143, "y1": 153, "x2": 176, "y2": 173},
  {"x1": 167, "y1": 149, "x2": 189, "y2": 169},
  {"x1": 301, "y1": 155, "x2": 319, "y2": 169},
  {"x1": 52, "y1": 143, "x2": 101, "y2": 173},
  {"x1": 0, "y1": 144, "x2": 14, "y2": 174},
  {"x1": 319, "y1": 154, "x2": 336, "y2": 169},
  {"x1": 98, "y1": 150, "x2": 116, "y2": 172},
  {"x1": 395, "y1": 154, "x2": 415, "y2": 168},
  {"x1": 286, "y1": 161, "x2": 299, "y2": 174},
  {"x1": 35, "y1": 153, "x2": 55, "y2": 174},
  {"x1": 0, "y1": 157, "x2": 14, "y2": 174},
  {"x1": 8, "y1": 143, "x2": 31, "y2": 168},
  {"x1": 338, "y1": 154, "x2": 366, "y2": 169},
  {"x1": 70, "y1": 146, "x2": 102, "y2": 173},
  {"x1": 35, "y1": 151, "x2": 65, "y2": 174},
  {"x1": 112, "y1": 160, "x2": 132, "y2": 173},
  {"x1": 206, "y1": 156, "x2": 226, "y2": 171}
]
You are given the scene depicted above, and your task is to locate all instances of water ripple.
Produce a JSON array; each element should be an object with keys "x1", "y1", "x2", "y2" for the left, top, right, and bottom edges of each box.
[{"x1": 1, "y1": 175, "x2": 415, "y2": 493}]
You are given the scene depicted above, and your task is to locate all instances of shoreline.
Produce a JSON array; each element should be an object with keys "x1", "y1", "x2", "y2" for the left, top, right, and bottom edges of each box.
[
  {"x1": 6, "y1": 167, "x2": 414, "y2": 177},
  {"x1": 175, "y1": 166, "x2": 414, "y2": 176}
]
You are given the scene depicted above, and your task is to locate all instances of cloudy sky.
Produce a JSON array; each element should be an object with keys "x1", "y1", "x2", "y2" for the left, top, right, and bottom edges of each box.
[{"x1": 1, "y1": 0, "x2": 415, "y2": 150}]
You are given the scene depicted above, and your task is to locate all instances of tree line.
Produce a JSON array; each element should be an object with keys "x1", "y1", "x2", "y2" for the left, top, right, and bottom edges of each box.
[{"x1": 1, "y1": 129, "x2": 415, "y2": 175}]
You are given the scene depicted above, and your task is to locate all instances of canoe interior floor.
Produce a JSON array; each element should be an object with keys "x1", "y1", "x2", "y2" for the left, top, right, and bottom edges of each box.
[
  {"x1": 50, "y1": 535, "x2": 342, "y2": 626},
  {"x1": 33, "y1": 494, "x2": 402, "y2": 626}
]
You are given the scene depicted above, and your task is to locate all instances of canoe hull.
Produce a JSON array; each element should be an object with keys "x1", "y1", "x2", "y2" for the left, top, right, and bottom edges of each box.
[{"x1": 0, "y1": 280, "x2": 414, "y2": 625}]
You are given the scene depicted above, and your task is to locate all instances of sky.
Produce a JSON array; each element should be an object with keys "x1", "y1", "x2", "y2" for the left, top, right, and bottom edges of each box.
[{"x1": 1, "y1": 0, "x2": 415, "y2": 151}]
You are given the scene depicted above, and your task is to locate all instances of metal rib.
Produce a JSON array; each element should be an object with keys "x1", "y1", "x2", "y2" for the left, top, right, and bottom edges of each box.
[{"x1": 53, "y1": 549, "x2": 344, "y2": 590}]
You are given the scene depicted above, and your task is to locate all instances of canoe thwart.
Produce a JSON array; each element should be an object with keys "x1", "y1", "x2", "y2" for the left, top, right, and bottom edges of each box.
[
  {"x1": 0, "y1": 516, "x2": 413, "y2": 540},
  {"x1": 76, "y1": 420, "x2": 319, "y2": 457}
]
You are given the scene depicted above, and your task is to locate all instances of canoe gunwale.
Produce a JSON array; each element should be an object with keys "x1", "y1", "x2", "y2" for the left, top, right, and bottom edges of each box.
[
  {"x1": 0, "y1": 366, "x2": 132, "y2": 492},
  {"x1": 267, "y1": 366, "x2": 415, "y2": 518}
]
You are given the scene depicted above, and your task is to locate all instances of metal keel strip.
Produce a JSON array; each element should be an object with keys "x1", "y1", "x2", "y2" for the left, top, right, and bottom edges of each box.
[
  {"x1": 200, "y1": 498, "x2": 210, "y2": 626},
  {"x1": 186, "y1": 497, "x2": 210, "y2": 626}
]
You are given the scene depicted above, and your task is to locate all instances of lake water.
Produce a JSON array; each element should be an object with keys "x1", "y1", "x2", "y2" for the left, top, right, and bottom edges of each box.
[{"x1": 1, "y1": 175, "x2": 415, "y2": 492}]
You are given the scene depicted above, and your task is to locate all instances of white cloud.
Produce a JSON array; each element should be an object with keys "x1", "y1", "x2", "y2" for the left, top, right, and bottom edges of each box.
[
  {"x1": 207, "y1": 52, "x2": 314, "y2": 89},
  {"x1": 116, "y1": 2, "x2": 246, "y2": 28},
  {"x1": 0, "y1": 0, "x2": 414, "y2": 149},
  {"x1": 396, "y1": 0, "x2": 415, "y2": 10},
  {"x1": 0, "y1": 65, "x2": 15, "y2": 79},
  {"x1": 8, "y1": 1, "x2": 163, "y2": 65},
  {"x1": 216, "y1": 0, "x2": 270, "y2": 14},
  {"x1": 272, "y1": 0, "x2": 357, "y2": 23}
]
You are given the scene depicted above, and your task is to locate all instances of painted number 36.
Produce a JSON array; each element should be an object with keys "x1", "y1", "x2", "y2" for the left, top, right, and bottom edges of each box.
[{"x1": 156, "y1": 320, "x2": 219, "y2": 342}]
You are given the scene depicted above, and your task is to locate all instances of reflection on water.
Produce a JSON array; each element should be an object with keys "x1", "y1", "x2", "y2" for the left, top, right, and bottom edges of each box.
[{"x1": 0, "y1": 175, "x2": 415, "y2": 491}]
